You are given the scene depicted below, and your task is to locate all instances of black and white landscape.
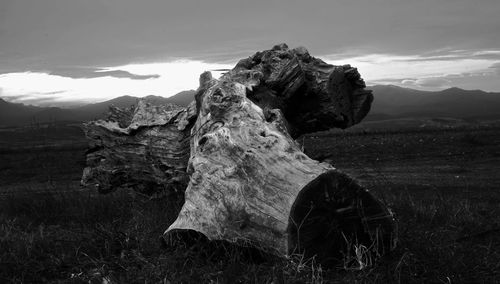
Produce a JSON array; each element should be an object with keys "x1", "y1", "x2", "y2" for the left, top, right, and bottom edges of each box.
[
  {"x1": 1, "y1": 1, "x2": 500, "y2": 283},
  {"x1": 3, "y1": 85, "x2": 500, "y2": 126}
]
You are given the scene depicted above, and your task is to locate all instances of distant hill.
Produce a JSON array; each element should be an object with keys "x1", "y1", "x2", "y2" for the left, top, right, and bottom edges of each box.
[
  {"x1": 367, "y1": 85, "x2": 500, "y2": 120},
  {"x1": 0, "y1": 99, "x2": 40, "y2": 118},
  {"x1": 0, "y1": 90, "x2": 196, "y2": 127},
  {"x1": 72, "y1": 95, "x2": 140, "y2": 120},
  {"x1": 2, "y1": 86, "x2": 500, "y2": 127},
  {"x1": 162, "y1": 90, "x2": 196, "y2": 107},
  {"x1": 0, "y1": 99, "x2": 45, "y2": 126}
]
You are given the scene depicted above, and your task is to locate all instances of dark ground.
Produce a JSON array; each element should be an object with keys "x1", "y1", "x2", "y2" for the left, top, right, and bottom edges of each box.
[{"x1": 1, "y1": 121, "x2": 499, "y2": 283}]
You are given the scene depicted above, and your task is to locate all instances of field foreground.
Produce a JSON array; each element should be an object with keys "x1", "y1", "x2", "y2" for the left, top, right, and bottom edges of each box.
[{"x1": 1, "y1": 123, "x2": 500, "y2": 283}]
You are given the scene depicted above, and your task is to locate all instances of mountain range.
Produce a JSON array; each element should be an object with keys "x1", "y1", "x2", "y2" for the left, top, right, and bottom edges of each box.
[
  {"x1": 0, "y1": 90, "x2": 196, "y2": 126},
  {"x1": 366, "y1": 85, "x2": 500, "y2": 121},
  {"x1": 1, "y1": 86, "x2": 500, "y2": 127}
]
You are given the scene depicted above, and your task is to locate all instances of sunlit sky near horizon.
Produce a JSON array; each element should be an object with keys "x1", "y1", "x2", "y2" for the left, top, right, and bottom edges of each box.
[{"x1": 1, "y1": 0, "x2": 500, "y2": 107}]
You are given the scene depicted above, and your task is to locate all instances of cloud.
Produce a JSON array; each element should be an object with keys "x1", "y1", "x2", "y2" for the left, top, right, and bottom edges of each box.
[
  {"x1": 401, "y1": 79, "x2": 417, "y2": 86},
  {"x1": 2, "y1": 0, "x2": 500, "y2": 76},
  {"x1": 489, "y1": 62, "x2": 500, "y2": 75},
  {"x1": 326, "y1": 50, "x2": 498, "y2": 84},
  {"x1": 401, "y1": 77, "x2": 451, "y2": 88},
  {"x1": 2, "y1": 46, "x2": 500, "y2": 107},
  {"x1": 393, "y1": 49, "x2": 500, "y2": 63},
  {"x1": 46, "y1": 67, "x2": 160, "y2": 80},
  {"x1": 396, "y1": 68, "x2": 500, "y2": 92},
  {"x1": 2, "y1": 94, "x2": 70, "y2": 107},
  {"x1": 0, "y1": 60, "x2": 232, "y2": 106}
]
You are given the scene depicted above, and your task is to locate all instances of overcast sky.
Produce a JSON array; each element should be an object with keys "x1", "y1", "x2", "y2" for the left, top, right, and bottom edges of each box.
[{"x1": 1, "y1": 0, "x2": 499, "y2": 106}]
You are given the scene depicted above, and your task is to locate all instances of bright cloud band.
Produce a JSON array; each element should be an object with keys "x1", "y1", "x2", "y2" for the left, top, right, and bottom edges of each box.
[
  {"x1": 0, "y1": 60, "x2": 232, "y2": 106},
  {"x1": 0, "y1": 50, "x2": 499, "y2": 107}
]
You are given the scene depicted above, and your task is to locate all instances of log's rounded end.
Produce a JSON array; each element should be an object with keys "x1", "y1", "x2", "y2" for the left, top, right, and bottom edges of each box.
[{"x1": 287, "y1": 170, "x2": 397, "y2": 266}]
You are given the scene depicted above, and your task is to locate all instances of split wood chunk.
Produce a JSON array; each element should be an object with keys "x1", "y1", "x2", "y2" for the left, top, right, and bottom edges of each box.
[{"x1": 81, "y1": 100, "x2": 196, "y2": 196}]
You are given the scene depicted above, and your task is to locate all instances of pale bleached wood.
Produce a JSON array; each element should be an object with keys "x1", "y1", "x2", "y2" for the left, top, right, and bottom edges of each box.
[
  {"x1": 82, "y1": 44, "x2": 396, "y2": 262},
  {"x1": 165, "y1": 68, "x2": 395, "y2": 261}
]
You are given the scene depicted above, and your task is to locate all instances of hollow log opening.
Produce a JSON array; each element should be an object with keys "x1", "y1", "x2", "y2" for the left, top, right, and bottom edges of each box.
[{"x1": 288, "y1": 170, "x2": 396, "y2": 266}]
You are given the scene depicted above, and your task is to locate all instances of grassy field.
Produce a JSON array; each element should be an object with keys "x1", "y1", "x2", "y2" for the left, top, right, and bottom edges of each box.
[{"x1": 1, "y1": 123, "x2": 500, "y2": 283}]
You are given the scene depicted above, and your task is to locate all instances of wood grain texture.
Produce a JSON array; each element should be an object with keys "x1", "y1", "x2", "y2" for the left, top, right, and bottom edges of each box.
[
  {"x1": 81, "y1": 44, "x2": 395, "y2": 262},
  {"x1": 165, "y1": 74, "x2": 335, "y2": 255},
  {"x1": 230, "y1": 43, "x2": 373, "y2": 138},
  {"x1": 165, "y1": 68, "x2": 395, "y2": 260},
  {"x1": 81, "y1": 100, "x2": 196, "y2": 196}
]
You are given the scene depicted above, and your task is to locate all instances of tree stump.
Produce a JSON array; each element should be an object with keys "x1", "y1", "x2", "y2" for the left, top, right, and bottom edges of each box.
[{"x1": 82, "y1": 44, "x2": 396, "y2": 264}]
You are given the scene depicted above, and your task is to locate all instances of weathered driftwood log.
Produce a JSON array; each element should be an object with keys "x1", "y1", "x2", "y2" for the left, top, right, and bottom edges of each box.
[
  {"x1": 82, "y1": 44, "x2": 396, "y2": 263},
  {"x1": 166, "y1": 68, "x2": 395, "y2": 263},
  {"x1": 82, "y1": 43, "x2": 373, "y2": 197}
]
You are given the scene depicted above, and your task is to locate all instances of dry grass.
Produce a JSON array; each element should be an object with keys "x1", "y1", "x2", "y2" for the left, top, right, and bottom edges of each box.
[
  {"x1": 1, "y1": 125, "x2": 500, "y2": 283},
  {"x1": 1, "y1": 181, "x2": 499, "y2": 283}
]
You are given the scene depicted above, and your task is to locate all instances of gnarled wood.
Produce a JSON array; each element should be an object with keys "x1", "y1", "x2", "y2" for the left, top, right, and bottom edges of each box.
[
  {"x1": 230, "y1": 43, "x2": 373, "y2": 138},
  {"x1": 81, "y1": 100, "x2": 196, "y2": 196},
  {"x1": 165, "y1": 67, "x2": 395, "y2": 262},
  {"x1": 81, "y1": 44, "x2": 396, "y2": 264}
]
